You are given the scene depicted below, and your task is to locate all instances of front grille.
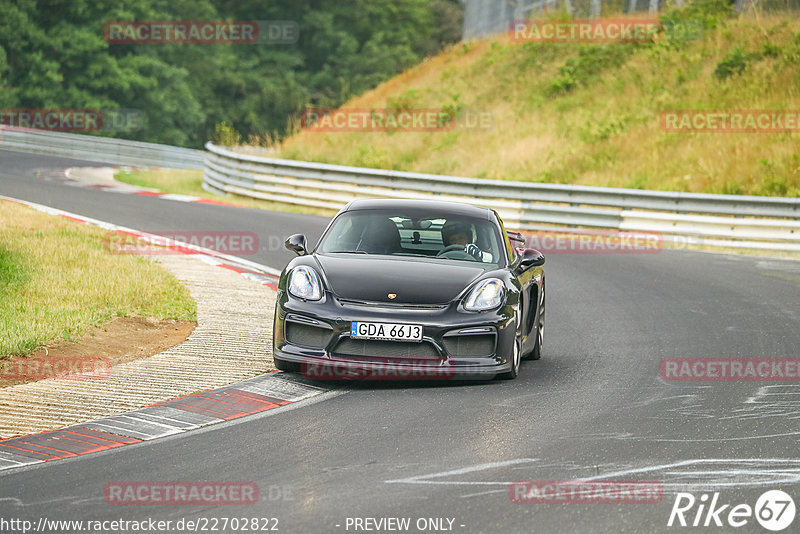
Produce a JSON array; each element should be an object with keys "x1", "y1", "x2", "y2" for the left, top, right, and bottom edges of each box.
[
  {"x1": 443, "y1": 334, "x2": 496, "y2": 358},
  {"x1": 337, "y1": 298, "x2": 448, "y2": 310},
  {"x1": 332, "y1": 338, "x2": 440, "y2": 360},
  {"x1": 285, "y1": 321, "x2": 331, "y2": 349}
]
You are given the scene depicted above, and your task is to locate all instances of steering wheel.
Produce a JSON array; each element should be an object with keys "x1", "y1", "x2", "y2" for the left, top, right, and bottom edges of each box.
[{"x1": 437, "y1": 244, "x2": 482, "y2": 261}]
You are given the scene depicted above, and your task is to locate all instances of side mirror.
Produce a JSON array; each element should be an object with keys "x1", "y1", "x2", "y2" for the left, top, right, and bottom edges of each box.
[
  {"x1": 518, "y1": 248, "x2": 545, "y2": 269},
  {"x1": 507, "y1": 230, "x2": 525, "y2": 248},
  {"x1": 285, "y1": 234, "x2": 308, "y2": 256}
]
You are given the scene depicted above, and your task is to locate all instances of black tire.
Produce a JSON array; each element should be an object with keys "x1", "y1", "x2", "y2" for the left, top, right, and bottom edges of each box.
[
  {"x1": 274, "y1": 357, "x2": 301, "y2": 373},
  {"x1": 499, "y1": 337, "x2": 521, "y2": 380},
  {"x1": 528, "y1": 322, "x2": 543, "y2": 360},
  {"x1": 527, "y1": 282, "x2": 545, "y2": 361}
]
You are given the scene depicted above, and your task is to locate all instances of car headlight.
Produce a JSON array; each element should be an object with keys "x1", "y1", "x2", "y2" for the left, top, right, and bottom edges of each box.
[
  {"x1": 288, "y1": 266, "x2": 323, "y2": 300},
  {"x1": 464, "y1": 278, "x2": 504, "y2": 311}
]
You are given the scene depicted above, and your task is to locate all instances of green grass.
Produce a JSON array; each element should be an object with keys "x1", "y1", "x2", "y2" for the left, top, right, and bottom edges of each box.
[
  {"x1": 0, "y1": 201, "x2": 196, "y2": 357},
  {"x1": 273, "y1": 3, "x2": 800, "y2": 197},
  {"x1": 116, "y1": 168, "x2": 206, "y2": 197}
]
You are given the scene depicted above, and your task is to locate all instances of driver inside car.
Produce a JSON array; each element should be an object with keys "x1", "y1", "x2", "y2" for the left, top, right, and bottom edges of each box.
[{"x1": 440, "y1": 220, "x2": 490, "y2": 261}]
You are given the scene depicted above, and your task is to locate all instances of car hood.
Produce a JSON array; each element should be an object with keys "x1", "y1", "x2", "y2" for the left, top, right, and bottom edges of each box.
[{"x1": 315, "y1": 254, "x2": 490, "y2": 304}]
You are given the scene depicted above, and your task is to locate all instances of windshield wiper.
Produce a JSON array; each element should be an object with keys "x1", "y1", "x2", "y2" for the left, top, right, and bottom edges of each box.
[{"x1": 328, "y1": 250, "x2": 368, "y2": 254}]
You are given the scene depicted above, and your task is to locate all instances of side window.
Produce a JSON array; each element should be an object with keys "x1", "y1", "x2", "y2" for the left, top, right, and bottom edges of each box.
[
  {"x1": 496, "y1": 217, "x2": 515, "y2": 264},
  {"x1": 336, "y1": 217, "x2": 359, "y2": 249},
  {"x1": 475, "y1": 224, "x2": 497, "y2": 263}
]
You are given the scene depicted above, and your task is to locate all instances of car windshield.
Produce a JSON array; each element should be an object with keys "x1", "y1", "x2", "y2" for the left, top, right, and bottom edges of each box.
[{"x1": 317, "y1": 210, "x2": 505, "y2": 266}]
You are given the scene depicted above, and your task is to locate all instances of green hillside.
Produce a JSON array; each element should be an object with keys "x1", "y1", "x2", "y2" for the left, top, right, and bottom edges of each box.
[{"x1": 276, "y1": 1, "x2": 800, "y2": 197}]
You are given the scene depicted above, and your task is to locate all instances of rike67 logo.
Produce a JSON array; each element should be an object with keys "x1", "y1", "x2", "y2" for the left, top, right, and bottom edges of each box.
[{"x1": 668, "y1": 490, "x2": 796, "y2": 531}]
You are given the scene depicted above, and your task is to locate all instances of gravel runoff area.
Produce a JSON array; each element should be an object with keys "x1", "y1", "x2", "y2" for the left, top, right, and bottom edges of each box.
[{"x1": 0, "y1": 253, "x2": 277, "y2": 439}]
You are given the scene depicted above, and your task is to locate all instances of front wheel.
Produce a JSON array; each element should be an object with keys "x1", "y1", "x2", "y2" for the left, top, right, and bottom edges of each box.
[
  {"x1": 499, "y1": 337, "x2": 521, "y2": 380},
  {"x1": 529, "y1": 321, "x2": 543, "y2": 360},
  {"x1": 526, "y1": 282, "x2": 545, "y2": 361}
]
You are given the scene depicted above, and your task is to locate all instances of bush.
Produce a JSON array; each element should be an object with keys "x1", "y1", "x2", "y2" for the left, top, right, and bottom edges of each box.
[
  {"x1": 658, "y1": 0, "x2": 734, "y2": 49},
  {"x1": 212, "y1": 121, "x2": 242, "y2": 147},
  {"x1": 714, "y1": 47, "x2": 752, "y2": 79},
  {"x1": 547, "y1": 46, "x2": 632, "y2": 96}
]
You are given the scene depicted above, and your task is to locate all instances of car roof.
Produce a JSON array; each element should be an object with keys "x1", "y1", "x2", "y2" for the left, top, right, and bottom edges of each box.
[{"x1": 343, "y1": 199, "x2": 494, "y2": 219}]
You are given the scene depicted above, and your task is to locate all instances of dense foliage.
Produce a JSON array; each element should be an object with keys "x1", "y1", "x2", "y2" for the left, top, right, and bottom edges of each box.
[{"x1": 0, "y1": 0, "x2": 462, "y2": 147}]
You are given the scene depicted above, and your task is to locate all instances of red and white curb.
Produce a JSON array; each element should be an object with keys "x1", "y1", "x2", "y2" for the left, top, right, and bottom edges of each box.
[
  {"x1": 0, "y1": 196, "x2": 334, "y2": 472},
  {"x1": 0, "y1": 373, "x2": 325, "y2": 471},
  {"x1": 126, "y1": 190, "x2": 241, "y2": 207},
  {"x1": 53, "y1": 167, "x2": 245, "y2": 207},
  {"x1": 0, "y1": 195, "x2": 281, "y2": 291}
]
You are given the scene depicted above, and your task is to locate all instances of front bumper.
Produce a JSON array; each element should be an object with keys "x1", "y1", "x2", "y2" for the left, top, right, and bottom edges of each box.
[{"x1": 273, "y1": 290, "x2": 516, "y2": 380}]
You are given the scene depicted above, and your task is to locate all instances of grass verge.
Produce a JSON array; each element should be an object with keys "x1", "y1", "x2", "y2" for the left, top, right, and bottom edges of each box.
[
  {"x1": 115, "y1": 169, "x2": 336, "y2": 217},
  {"x1": 0, "y1": 200, "x2": 196, "y2": 357}
]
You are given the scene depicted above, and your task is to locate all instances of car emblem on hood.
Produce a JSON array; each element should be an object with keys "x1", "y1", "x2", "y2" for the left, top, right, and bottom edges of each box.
[{"x1": 387, "y1": 293, "x2": 397, "y2": 300}]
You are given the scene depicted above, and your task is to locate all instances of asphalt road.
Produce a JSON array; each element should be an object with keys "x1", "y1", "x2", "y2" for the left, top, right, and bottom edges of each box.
[{"x1": 2, "y1": 149, "x2": 800, "y2": 533}]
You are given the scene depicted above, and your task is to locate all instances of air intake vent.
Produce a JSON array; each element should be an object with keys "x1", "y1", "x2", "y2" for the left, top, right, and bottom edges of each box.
[
  {"x1": 333, "y1": 339, "x2": 439, "y2": 359},
  {"x1": 286, "y1": 321, "x2": 331, "y2": 349}
]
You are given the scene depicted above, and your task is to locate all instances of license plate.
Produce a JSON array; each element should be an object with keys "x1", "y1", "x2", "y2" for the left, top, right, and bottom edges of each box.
[{"x1": 351, "y1": 322, "x2": 422, "y2": 342}]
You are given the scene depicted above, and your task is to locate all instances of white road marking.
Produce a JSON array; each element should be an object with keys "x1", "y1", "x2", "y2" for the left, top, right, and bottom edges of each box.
[
  {"x1": 385, "y1": 458, "x2": 538, "y2": 485},
  {"x1": 459, "y1": 489, "x2": 507, "y2": 499},
  {"x1": 158, "y1": 194, "x2": 201, "y2": 202},
  {"x1": 387, "y1": 458, "x2": 800, "y2": 492}
]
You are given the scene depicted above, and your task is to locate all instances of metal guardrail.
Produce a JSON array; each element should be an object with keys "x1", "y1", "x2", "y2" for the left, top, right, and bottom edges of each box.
[
  {"x1": 0, "y1": 127, "x2": 204, "y2": 169},
  {"x1": 204, "y1": 142, "x2": 800, "y2": 251},
  {"x1": 2, "y1": 128, "x2": 796, "y2": 251}
]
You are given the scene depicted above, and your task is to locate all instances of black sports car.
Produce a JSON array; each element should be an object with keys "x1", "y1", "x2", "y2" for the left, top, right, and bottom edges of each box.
[{"x1": 272, "y1": 199, "x2": 545, "y2": 380}]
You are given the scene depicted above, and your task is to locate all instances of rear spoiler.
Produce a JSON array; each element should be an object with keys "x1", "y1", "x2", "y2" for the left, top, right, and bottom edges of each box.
[{"x1": 506, "y1": 230, "x2": 525, "y2": 247}]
